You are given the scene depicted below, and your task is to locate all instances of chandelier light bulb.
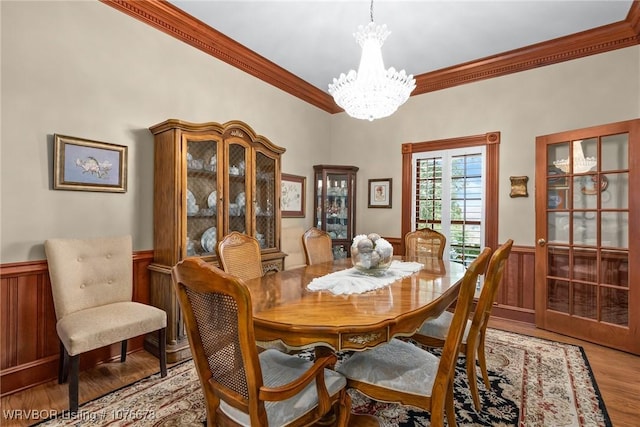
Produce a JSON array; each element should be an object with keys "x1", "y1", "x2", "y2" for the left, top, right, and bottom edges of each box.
[{"x1": 329, "y1": 21, "x2": 416, "y2": 121}]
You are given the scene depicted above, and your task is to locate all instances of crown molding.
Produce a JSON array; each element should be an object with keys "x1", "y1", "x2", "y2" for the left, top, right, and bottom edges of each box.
[{"x1": 102, "y1": 0, "x2": 640, "y2": 115}]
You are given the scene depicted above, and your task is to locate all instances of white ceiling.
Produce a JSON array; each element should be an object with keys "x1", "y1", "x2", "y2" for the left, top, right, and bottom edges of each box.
[{"x1": 168, "y1": 1, "x2": 633, "y2": 93}]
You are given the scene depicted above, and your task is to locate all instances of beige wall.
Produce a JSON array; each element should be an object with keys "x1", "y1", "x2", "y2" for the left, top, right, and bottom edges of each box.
[
  {"x1": 2, "y1": 1, "x2": 639, "y2": 263},
  {"x1": 1, "y1": 0, "x2": 327, "y2": 262}
]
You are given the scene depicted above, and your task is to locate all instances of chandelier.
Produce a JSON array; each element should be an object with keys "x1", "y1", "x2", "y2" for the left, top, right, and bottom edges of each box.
[{"x1": 328, "y1": 0, "x2": 416, "y2": 121}]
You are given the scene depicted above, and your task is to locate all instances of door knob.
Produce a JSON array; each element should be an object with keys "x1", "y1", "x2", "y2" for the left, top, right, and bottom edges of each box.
[{"x1": 537, "y1": 238, "x2": 546, "y2": 247}]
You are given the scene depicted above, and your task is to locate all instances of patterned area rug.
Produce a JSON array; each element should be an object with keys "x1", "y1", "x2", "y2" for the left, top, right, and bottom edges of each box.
[{"x1": 36, "y1": 329, "x2": 611, "y2": 427}]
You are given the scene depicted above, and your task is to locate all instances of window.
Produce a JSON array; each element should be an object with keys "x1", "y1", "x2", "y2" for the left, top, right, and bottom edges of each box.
[
  {"x1": 401, "y1": 132, "x2": 500, "y2": 261},
  {"x1": 413, "y1": 147, "x2": 485, "y2": 265}
]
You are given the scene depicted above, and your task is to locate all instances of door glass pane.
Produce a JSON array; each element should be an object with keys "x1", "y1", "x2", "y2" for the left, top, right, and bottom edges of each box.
[
  {"x1": 576, "y1": 138, "x2": 598, "y2": 173},
  {"x1": 601, "y1": 212, "x2": 628, "y2": 248},
  {"x1": 315, "y1": 173, "x2": 323, "y2": 228},
  {"x1": 600, "y1": 250, "x2": 628, "y2": 288},
  {"x1": 326, "y1": 173, "x2": 348, "y2": 240},
  {"x1": 574, "y1": 248, "x2": 597, "y2": 282},
  {"x1": 601, "y1": 133, "x2": 628, "y2": 171},
  {"x1": 573, "y1": 212, "x2": 596, "y2": 245},
  {"x1": 548, "y1": 212, "x2": 569, "y2": 243},
  {"x1": 573, "y1": 283, "x2": 597, "y2": 319},
  {"x1": 600, "y1": 287, "x2": 628, "y2": 326},
  {"x1": 547, "y1": 279, "x2": 569, "y2": 313},
  {"x1": 548, "y1": 246, "x2": 569, "y2": 278},
  {"x1": 228, "y1": 144, "x2": 247, "y2": 234},
  {"x1": 186, "y1": 138, "x2": 218, "y2": 256},
  {"x1": 547, "y1": 141, "x2": 570, "y2": 171},
  {"x1": 256, "y1": 152, "x2": 275, "y2": 249},
  {"x1": 602, "y1": 172, "x2": 628, "y2": 209}
]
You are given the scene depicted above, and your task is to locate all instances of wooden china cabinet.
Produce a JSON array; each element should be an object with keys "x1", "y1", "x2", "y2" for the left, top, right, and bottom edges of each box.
[
  {"x1": 146, "y1": 119, "x2": 286, "y2": 362},
  {"x1": 313, "y1": 165, "x2": 358, "y2": 257}
]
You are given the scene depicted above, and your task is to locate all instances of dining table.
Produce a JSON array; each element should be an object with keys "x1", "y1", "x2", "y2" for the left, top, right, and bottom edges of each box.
[{"x1": 244, "y1": 256, "x2": 467, "y2": 354}]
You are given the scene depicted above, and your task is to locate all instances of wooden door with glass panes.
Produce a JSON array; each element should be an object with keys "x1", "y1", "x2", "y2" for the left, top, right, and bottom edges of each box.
[{"x1": 535, "y1": 119, "x2": 639, "y2": 355}]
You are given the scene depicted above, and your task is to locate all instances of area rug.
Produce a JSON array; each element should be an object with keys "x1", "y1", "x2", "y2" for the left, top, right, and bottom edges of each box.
[{"x1": 35, "y1": 329, "x2": 611, "y2": 427}]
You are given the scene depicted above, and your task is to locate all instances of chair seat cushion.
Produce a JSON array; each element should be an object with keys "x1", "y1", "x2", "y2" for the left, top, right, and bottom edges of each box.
[
  {"x1": 417, "y1": 311, "x2": 471, "y2": 343},
  {"x1": 337, "y1": 338, "x2": 438, "y2": 397},
  {"x1": 220, "y1": 349, "x2": 346, "y2": 426},
  {"x1": 57, "y1": 301, "x2": 166, "y2": 356}
]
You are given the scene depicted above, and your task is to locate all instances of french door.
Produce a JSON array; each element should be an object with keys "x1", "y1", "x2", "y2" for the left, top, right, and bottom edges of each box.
[{"x1": 535, "y1": 119, "x2": 639, "y2": 355}]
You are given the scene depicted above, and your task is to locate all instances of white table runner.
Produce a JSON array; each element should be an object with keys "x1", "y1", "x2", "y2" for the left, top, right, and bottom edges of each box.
[{"x1": 306, "y1": 260, "x2": 423, "y2": 295}]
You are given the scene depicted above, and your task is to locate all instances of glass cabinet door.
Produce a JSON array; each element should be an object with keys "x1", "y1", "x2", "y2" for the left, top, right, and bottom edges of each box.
[
  {"x1": 255, "y1": 151, "x2": 277, "y2": 250},
  {"x1": 313, "y1": 165, "x2": 358, "y2": 257},
  {"x1": 185, "y1": 136, "x2": 220, "y2": 257},
  {"x1": 226, "y1": 141, "x2": 249, "y2": 235}
]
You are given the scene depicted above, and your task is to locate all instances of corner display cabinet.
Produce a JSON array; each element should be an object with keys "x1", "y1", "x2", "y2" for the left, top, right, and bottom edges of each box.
[
  {"x1": 147, "y1": 119, "x2": 286, "y2": 362},
  {"x1": 313, "y1": 165, "x2": 359, "y2": 256}
]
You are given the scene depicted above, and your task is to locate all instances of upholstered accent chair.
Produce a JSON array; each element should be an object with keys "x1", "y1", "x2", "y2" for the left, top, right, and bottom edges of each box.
[
  {"x1": 404, "y1": 228, "x2": 447, "y2": 259},
  {"x1": 217, "y1": 231, "x2": 274, "y2": 281},
  {"x1": 44, "y1": 235, "x2": 167, "y2": 413},
  {"x1": 336, "y1": 247, "x2": 492, "y2": 427},
  {"x1": 302, "y1": 227, "x2": 334, "y2": 265},
  {"x1": 171, "y1": 258, "x2": 351, "y2": 426},
  {"x1": 413, "y1": 239, "x2": 513, "y2": 410}
]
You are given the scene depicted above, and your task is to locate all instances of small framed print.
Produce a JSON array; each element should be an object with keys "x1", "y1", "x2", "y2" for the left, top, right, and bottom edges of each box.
[
  {"x1": 281, "y1": 173, "x2": 306, "y2": 217},
  {"x1": 368, "y1": 178, "x2": 392, "y2": 208},
  {"x1": 54, "y1": 134, "x2": 127, "y2": 193}
]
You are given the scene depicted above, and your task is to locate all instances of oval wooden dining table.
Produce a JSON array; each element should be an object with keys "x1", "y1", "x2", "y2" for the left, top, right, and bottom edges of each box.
[{"x1": 243, "y1": 256, "x2": 467, "y2": 353}]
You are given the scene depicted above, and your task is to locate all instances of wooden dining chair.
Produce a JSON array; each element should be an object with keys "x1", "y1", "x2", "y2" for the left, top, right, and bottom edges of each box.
[
  {"x1": 217, "y1": 231, "x2": 273, "y2": 281},
  {"x1": 336, "y1": 247, "x2": 492, "y2": 427},
  {"x1": 413, "y1": 239, "x2": 513, "y2": 411},
  {"x1": 404, "y1": 228, "x2": 447, "y2": 259},
  {"x1": 302, "y1": 227, "x2": 334, "y2": 265},
  {"x1": 171, "y1": 258, "x2": 351, "y2": 427}
]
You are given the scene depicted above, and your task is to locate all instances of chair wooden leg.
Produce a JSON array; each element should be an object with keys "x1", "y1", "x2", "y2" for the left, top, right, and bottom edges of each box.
[
  {"x1": 466, "y1": 352, "x2": 482, "y2": 411},
  {"x1": 478, "y1": 332, "x2": 491, "y2": 388},
  {"x1": 58, "y1": 341, "x2": 68, "y2": 384},
  {"x1": 158, "y1": 328, "x2": 167, "y2": 377},
  {"x1": 68, "y1": 354, "x2": 80, "y2": 414},
  {"x1": 444, "y1": 377, "x2": 457, "y2": 427},
  {"x1": 120, "y1": 340, "x2": 128, "y2": 362},
  {"x1": 335, "y1": 389, "x2": 351, "y2": 427}
]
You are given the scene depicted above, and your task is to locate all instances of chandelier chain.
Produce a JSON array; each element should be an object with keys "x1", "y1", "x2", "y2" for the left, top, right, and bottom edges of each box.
[{"x1": 370, "y1": 0, "x2": 374, "y2": 23}]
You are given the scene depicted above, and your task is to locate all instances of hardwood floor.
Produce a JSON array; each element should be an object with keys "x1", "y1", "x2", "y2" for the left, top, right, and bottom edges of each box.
[{"x1": 1, "y1": 318, "x2": 639, "y2": 426}]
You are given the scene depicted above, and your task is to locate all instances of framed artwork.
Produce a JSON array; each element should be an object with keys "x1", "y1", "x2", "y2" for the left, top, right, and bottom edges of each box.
[
  {"x1": 53, "y1": 134, "x2": 127, "y2": 193},
  {"x1": 368, "y1": 178, "x2": 392, "y2": 208},
  {"x1": 281, "y1": 173, "x2": 306, "y2": 217}
]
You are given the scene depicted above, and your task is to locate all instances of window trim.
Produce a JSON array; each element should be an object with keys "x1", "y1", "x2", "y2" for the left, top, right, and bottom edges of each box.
[{"x1": 401, "y1": 132, "x2": 500, "y2": 254}]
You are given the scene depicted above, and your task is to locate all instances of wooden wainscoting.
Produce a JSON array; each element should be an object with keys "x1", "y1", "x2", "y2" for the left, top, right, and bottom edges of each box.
[
  {"x1": 492, "y1": 245, "x2": 535, "y2": 323},
  {"x1": 0, "y1": 251, "x2": 154, "y2": 397}
]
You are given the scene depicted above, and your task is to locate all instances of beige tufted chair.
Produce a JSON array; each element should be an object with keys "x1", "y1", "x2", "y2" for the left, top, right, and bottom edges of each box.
[{"x1": 44, "y1": 235, "x2": 167, "y2": 413}]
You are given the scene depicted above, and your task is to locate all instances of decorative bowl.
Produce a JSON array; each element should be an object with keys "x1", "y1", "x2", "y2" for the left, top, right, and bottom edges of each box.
[{"x1": 351, "y1": 234, "x2": 393, "y2": 276}]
